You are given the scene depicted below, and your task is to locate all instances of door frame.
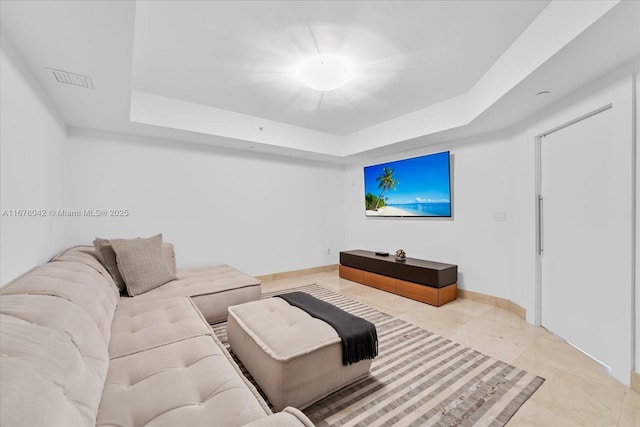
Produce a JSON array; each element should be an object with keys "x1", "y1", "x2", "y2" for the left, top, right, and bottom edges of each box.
[{"x1": 534, "y1": 103, "x2": 613, "y2": 327}]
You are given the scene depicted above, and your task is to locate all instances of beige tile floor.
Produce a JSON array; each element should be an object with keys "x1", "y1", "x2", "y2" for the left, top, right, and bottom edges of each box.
[{"x1": 261, "y1": 270, "x2": 639, "y2": 427}]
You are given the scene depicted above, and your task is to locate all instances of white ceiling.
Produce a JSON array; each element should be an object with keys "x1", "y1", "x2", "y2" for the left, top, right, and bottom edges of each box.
[
  {"x1": 131, "y1": 1, "x2": 548, "y2": 135},
  {"x1": 1, "y1": 0, "x2": 639, "y2": 163}
]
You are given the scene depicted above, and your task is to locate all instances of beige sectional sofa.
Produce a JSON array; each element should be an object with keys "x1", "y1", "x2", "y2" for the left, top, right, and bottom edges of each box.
[{"x1": 0, "y1": 245, "x2": 314, "y2": 427}]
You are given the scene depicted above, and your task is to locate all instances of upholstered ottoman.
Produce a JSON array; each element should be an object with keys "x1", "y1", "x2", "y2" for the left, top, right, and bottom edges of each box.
[{"x1": 227, "y1": 297, "x2": 372, "y2": 411}]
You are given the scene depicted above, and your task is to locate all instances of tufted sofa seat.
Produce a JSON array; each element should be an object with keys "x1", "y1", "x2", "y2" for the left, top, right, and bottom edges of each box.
[
  {"x1": 53, "y1": 245, "x2": 262, "y2": 324},
  {"x1": 0, "y1": 245, "x2": 314, "y2": 427},
  {"x1": 120, "y1": 264, "x2": 262, "y2": 324}
]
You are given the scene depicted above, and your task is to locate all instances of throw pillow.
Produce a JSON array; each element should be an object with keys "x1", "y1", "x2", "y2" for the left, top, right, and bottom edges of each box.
[
  {"x1": 162, "y1": 242, "x2": 177, "y2": 275},
  {"x1": 110, "y1": 233, "x2": 178, "y2": 296},
  {"x1": 93, "y1": 237, "x2": 126, "y2": 292}
]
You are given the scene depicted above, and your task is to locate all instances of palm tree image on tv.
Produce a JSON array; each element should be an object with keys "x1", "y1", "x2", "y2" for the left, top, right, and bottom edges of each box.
[
  {"x1": 370, "y1": 167, "x2": 399, "y2": 210},
  {"x1": 365, "y1": 193, "x2": 387, "y2": 210},
  {"x1": 364, "y1": 151, "x2": 452, "y2": 217}
]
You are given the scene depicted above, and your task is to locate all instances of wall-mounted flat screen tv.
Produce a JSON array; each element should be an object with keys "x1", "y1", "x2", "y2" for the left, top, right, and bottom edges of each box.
[{"x1": 364, "y1": 151, "x2": 451, "y2": 217}]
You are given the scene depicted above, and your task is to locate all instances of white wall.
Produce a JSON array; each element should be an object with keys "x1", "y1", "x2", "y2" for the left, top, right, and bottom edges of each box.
[
  {"x1": 0, "y1": 46, "x2": 69, "y2": 285},
  {"x1": 344, "y1": 74, "x2": 637, "y2": 384},
  {"x1": 344, "y1": 132, "x2": 523, "y2": 305},
  {"x1": 0, "y1": 39, "x2": 345, "y2": 282},
  {"x1": 62, "y1": 130, "x2": 344, "y2": 277}
]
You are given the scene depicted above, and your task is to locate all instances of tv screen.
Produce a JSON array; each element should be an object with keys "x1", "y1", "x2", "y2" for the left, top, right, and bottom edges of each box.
[{"x1": 364, "y1": 151, "x2": 451, "y2": 217}]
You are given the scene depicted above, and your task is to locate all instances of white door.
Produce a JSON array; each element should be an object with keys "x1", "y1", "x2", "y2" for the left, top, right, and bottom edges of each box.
[{"x1": 540, "y1": 106, "x2": 631, "y2": 384}]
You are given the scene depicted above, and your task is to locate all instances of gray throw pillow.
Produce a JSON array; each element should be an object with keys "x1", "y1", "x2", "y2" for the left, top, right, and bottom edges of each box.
[
  {"x1": 93, "y1": 237, "x2": 126, "y2": 292},
  {"x1": 162, "y1": 242, "x2": 177, "y2": 275},
  {"x1": 110, "y1": 234, "x2": 178, "y2": 296}
]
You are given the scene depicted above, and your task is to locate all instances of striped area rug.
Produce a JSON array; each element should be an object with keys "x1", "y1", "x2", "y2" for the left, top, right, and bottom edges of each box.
[{"x1": 212, "y1": 284, "x2": 544, "y2": 427}]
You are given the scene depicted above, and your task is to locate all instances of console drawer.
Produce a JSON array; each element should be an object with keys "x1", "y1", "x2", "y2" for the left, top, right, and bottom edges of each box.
[
  {"x1": 396, "y1": 279, "x2": 439, "y2": 305},
  {"x1": 339, "y1": 265, "x2": 365, "y2": 284},
  {"x1": 363, "y1": 271, "x2": 396, "y2": 293}
]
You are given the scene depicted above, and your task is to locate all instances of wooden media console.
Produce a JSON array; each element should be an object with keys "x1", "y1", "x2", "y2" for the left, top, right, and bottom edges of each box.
[{"x1": 339, "y1": 250, "x2": 458, "y2": 307}]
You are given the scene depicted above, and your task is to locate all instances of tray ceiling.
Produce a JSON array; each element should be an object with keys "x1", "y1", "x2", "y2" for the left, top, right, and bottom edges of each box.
[{"x1": 1, "y1": 1, "x2": 638, "y2": 162}]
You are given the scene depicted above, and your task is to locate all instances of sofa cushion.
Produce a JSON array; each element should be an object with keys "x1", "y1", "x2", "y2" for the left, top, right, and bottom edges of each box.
[
  {"x1": 0, "y1": 293, "x2": 111, "y2": 427},
  {"x1": 229, "y1": 298, "x2": 341, "y2": 361},
  {"x1": 1, "y1": 260, "x2": 119, "y2": 344},
  {"x1": 109, "y1": 297, "x2": 212, "y2": 359},
  {"x1": 94, "y1": 237, "x2": 127, "y2": 291},
  {"x1": 97, "y1": 335, "x2": 271, "y2": 427},
  {"x1": 162, "y1": 241, "x2": 177, "y2": 275},
  {"x1": 0, "y1": 257, "x2": 117, "y2": 427},
  {"x1": 110, "y1": 234, "x2": 177, "y2": 296},
  {"x1": 50, "y1": 245, "x2": 120, "y2": 295},
  {"x1": 119, "y1": 265, "x2": 261, "y2": 323}
]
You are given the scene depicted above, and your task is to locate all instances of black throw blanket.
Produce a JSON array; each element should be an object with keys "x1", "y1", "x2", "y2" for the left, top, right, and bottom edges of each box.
[{"x1": 275, "y1": 291, "x2": 378, "y2": 366}]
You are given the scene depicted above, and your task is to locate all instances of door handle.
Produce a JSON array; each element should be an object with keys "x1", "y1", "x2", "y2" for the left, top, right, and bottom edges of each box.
[{"x1": 538, "y1": 195, "x2": 543, "y2": 255}]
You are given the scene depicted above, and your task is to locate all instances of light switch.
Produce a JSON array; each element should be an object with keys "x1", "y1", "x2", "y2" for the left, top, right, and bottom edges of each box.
[{"x1": 494, "y1": 211, "x2": 507, "y2": 221}]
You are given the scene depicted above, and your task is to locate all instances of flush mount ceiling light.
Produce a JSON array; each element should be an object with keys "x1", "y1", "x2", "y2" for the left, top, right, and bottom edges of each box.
[{"x1": 298, "y1": 55, "x2": 353, "y2": 91}]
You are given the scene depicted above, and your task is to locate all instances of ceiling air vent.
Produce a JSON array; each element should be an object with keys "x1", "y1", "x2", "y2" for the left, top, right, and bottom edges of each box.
[{"x1": 47, "y1": 68, "x2": 94, "y2": 89}]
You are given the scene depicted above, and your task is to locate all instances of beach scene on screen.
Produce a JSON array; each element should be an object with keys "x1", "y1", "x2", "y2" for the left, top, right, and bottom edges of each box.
[{"x1": 364, "y1": 151, "x2": 451, "y2": 217}]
